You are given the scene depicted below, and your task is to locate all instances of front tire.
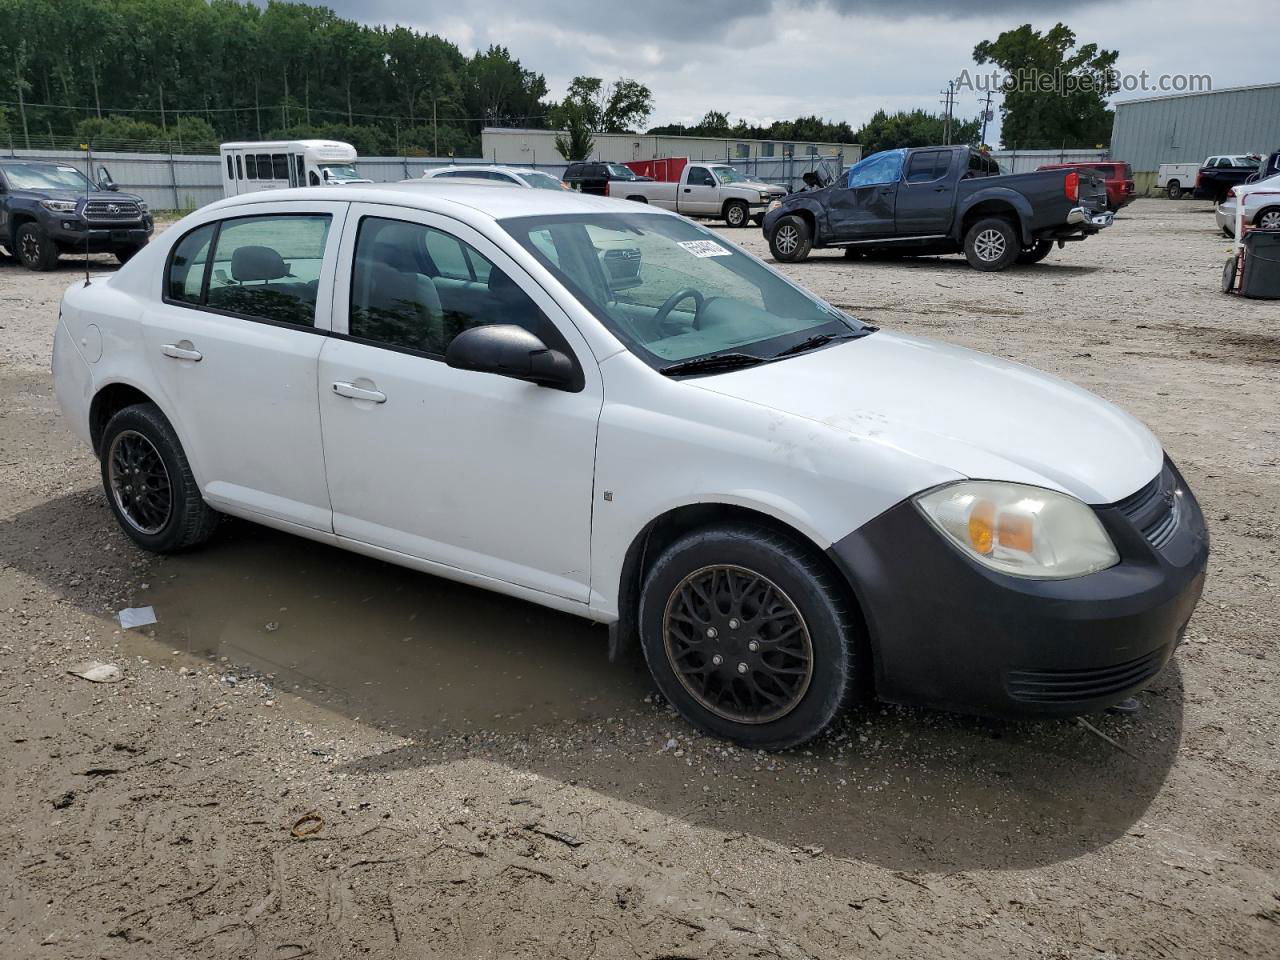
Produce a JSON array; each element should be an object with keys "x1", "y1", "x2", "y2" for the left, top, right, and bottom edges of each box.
[
  {"x1": 963, "y1": 216, "x2": 1019, "y2": 271},
  {"x1": 768, "y1": 215, "x2": 812, "y2": 262},
  {"x1": 638, "y1": 524, "x2": 862, "y2": 750},
  {"x1": 724, "y1": 200, "x2": 749, "y2": 228},
  {"x1": 99, "y1": 403, "x2": 219, "y2": 553},
  {"x1": 16, "y1": 222, "x2": 59, "y2": 271},
  {"x1": 1016, "y1": 239, "x2": 1054, "y2": 265}
]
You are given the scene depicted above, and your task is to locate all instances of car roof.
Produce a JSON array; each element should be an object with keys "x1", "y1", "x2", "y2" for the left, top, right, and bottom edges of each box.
[
  {"x1": 197, "y1": 181, "x2": 671, "y2": 223},
  {"x1": 426, "y1": 165, "x2": 552, "y2": 178}
]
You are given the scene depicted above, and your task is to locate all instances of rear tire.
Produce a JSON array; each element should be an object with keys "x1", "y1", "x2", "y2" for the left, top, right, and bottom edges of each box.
[
  {"x1": 1255, "y1": 207, "x2": 1280, "y2": 231},
  {"x1": 638, "y1": 523, "x2": 863, "y2": 750},
  {"x1": 1166, "y1": 181, "x2": 1182, "y2": 200},
  {"x1": 99, "y1": 403, "x2": 220, "y2": 553},
  {"x1": 16, "y1": 222, "x2": 59, "y2": 271},
  {"x1": 724, "y1": 200, "x2": 749, "y2": 228},
  {"x1": 769, "y1": 215, "x2": 812, "y2": 262},
  {"x1": 963, "y1": 216, "x2": 1019, "y2": 272},
  {"x1": 1016, "y1": 240, "x2": 1054, "y2": 265}
]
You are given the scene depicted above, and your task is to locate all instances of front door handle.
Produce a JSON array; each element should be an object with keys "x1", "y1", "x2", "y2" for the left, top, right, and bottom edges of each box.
[
  {"x1": 161, "y1": 343, "x2": 202, "y2": 362},
  {"x1": 332, "y1": 381, "x2": 387, "y2": 404}
]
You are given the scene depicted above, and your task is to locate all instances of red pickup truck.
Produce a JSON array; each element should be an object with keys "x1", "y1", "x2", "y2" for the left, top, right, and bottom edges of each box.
[{"x1": 1038, "y1": 161, "x2": 1134, "y2": 211}]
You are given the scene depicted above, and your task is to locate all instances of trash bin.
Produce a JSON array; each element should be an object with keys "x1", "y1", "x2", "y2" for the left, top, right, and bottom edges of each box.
[{"x1": 1240, "y1": 230, "x2": 1280, "y2": 299}]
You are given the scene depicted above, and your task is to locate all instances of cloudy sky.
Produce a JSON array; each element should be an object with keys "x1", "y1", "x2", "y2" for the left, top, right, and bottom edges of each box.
[{"x1": 323, "y1": 0, "x2": 1274, "y2": 141}]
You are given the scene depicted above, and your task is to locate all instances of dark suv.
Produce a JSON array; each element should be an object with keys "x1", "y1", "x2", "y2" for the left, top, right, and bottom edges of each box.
[
  {"x1": 0, "y1": 160, "x2": 154, "y2": 271},
  {"x1": 562, "y1": 161, "x2": 651, "y2": 196}
]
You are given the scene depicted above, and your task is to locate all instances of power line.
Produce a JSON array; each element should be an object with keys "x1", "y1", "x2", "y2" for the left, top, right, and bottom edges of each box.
[{"x1": 0, "y1": 98, "x2": 551, "y2": 126}]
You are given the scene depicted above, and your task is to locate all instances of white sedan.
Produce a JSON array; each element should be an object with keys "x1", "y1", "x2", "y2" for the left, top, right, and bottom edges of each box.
[
  {"x1": 52, "y1": 183, "x2": 1209, "y2": 748},
  {"x1": 1216, "y1": 173, "x2": 1280, "y2": 236},
  {"x1": 423, "y1": 164, "x2": 566, "y2": 191}
]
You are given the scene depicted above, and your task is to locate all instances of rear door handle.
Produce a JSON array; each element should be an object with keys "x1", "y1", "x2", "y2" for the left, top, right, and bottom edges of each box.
[
  {"x1": 332, "y1": 381, "x2": 387, "y2": 404},
  {"x1": 161, "y1": 343, "x2": 202, "y2": 362}
]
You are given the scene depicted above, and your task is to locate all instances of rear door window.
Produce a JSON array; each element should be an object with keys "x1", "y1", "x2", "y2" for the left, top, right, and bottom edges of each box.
[
  {"x1": 199, "y1": 214, "x2": 332, "y2": 327},
  {"x1": 905, "y1": 151, "x2": 944, "y2": 183}
]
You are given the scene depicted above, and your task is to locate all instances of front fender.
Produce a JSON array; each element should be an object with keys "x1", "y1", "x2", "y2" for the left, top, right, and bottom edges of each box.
[
  {"x1": 955, "y1": 187, "x2": 1034, "y2": 245},
  {"x1": 764, "y1": 198, "x2": 828, "y2": 242}
]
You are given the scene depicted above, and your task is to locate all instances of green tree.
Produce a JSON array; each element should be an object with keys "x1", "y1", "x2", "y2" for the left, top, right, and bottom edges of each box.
[
  {"x1": 553, "y1": 101, "x2": 595, "y2": 161},
  {"x1": 972, "y1": 23, "x2": 1118, "y2": 148},
  {"x1": 550, "y1": 76, "x2": 653, "y2": 134},
  {"x1": 852, "y1": 109, "x2": 980, "y2": 154}
]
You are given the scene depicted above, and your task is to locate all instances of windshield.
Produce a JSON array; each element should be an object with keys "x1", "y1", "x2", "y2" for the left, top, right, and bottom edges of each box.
[
  {"x1": 319, "y1": 162, "x2": 359, "y2": 180},
  {"x1": 0, "y1": 162, "x2": 94, "y2": 192},
  {"x1": 606, "y1": 164, "x2": 638, "y2": 180},
  {"x1": 502, "y1": 212, "x2": 867, "y2": 368},
  {"x1": 712, "y1": 166, "x2": 749, "y2": 183},
  {"x1": 519, "y1": 171, "x2": 566, "y2": 191}
]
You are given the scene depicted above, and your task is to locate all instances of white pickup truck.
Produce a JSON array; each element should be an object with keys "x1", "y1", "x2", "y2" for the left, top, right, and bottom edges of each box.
[{"x1": 616, "y1": 162, "x2": 786, "y2": 227}]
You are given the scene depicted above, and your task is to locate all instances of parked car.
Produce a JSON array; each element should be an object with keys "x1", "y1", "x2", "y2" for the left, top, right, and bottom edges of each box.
[
  {"x1": 763, "y1": 146, "x2": 1112, "y2": 271},
  {"x1": 1215, "y1": 173, "x2": 1280, "y2": 236},
  {"x1": 53, "y1": 182, "x2": 1208, "y2": 748},
  {"x1": 1038, "y1": 161, "x2": 1134, "y2": 210},
  {"x1": 1193, "y1": 151, "x2": 1280, "y2": 203},
  {"x1": 561, "y1": 161, "x2": 651, "y2": 196},
  {"x1": 617, "y1": 157, "x2": 787, "y2": 227},
  {"x1": 0, "y1": 160, "x2": 153, "y2": 271},
  {"x1": 423, "y1": 165, "x2": 567, "y2": 190}
]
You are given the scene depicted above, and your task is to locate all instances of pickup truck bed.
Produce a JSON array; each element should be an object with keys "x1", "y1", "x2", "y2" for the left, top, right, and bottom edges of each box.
[{"x1": 762, "y1": 146, "x2": 1111, "y2": 271}]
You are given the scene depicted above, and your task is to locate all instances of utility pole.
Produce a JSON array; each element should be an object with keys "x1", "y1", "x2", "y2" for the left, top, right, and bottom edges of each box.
[
  {"x1": 939, "y1": 81, "x2": 955, "y2": 145},
  {"x1": 979, "y1": 89, "x2": 994, "y2": 148}
]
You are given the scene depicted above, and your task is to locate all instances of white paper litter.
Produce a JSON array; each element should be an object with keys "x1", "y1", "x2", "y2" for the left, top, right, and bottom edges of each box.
[
  {"x1": 117, "y1": 606, "x2": 157, "y2": 629},
  {"x1": 68, "y1": 661, "x2": 122, "y2": 683}
]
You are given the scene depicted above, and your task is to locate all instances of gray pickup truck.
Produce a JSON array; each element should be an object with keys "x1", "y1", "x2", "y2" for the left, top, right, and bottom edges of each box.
[
  {"x1": 762, "y1": 146, "x2": 1112, "y2": 271},
  {"x1": 0, "y1": 160, "x2": 153, "y2": 271}
]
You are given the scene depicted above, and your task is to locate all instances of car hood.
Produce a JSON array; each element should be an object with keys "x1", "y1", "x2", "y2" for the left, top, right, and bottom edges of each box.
[
  {"x1": 12, "y1": 188, "x2": 145, "y2": 204},
  {"x1": 689, "y1": 331, "x2": 1163, "y2": 505},
  {"x1": 740, "y1": 180, "x2": 785, "y2": 195}
]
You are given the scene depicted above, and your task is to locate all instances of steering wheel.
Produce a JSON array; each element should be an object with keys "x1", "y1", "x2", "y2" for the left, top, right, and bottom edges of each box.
[{"x1": 654, "y1": 287, "x2": 705, "y2": 329}]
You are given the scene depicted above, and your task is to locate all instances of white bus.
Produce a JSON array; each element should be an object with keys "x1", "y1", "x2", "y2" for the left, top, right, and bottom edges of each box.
[{"x1": 218, "y1": 140, "x2": 372, "y2": 197}]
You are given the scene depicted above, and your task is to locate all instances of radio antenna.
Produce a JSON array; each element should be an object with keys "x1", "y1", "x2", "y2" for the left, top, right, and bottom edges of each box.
[{"x1": 83, "y1": 141, "x2": 92, "y2": 287}]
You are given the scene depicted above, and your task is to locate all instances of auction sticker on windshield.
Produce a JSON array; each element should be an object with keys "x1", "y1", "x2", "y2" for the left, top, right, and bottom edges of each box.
[{"x1": 679, "y1": 240, "x2": 732, "y2": 258}]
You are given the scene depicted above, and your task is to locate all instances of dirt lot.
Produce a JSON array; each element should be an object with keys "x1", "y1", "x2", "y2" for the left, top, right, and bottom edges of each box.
[{"x1": 1, "y1": 199, "x2": 1277, "y2": 959}]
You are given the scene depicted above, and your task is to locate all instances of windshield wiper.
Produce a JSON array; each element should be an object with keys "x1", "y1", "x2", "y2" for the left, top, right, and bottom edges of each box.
[
  {"x1": 770, "y1": 330, "x2": 868, "y2": 360},
  {"x1": 659, "y1": 352, "x2": 768, "y2": 377}
]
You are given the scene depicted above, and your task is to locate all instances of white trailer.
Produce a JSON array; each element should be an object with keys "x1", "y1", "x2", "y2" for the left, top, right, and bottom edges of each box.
[{"x1": 218, "y1": 140, "x2": 371, "y2": 197}]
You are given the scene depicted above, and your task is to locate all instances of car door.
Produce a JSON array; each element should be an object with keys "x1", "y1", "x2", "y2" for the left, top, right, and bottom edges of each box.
[
  {"x1": 825, "y1": 150, "x2": 903, "y2": 240},
  {"x1": 681, "y1": 166, "x2": 720, "y2": 215},
  {"x1": 139, "y1": 201, "x2": 347, "y2": 531},
  {"x1": 317, "y1": 203, "x2": 603, "y2": 602},
  {"x1": 894, "y1": 149, "x2": 956, "y2": 236}
]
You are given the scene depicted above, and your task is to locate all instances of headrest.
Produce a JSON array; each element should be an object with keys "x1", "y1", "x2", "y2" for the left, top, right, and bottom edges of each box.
[
  {"x1": 231, "y1": 245, "x2": 288, "y2": 282},
  {"x1": 487, "y1": 269, "x2": 524, "y2": 303},
  {"x1": 371, "y1": 240, "x2": 418, "y2": 274}
]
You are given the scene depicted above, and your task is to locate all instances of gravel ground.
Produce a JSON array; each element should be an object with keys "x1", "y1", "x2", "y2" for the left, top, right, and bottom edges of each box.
[{"x1": 1, "y1": 198, "x2": 1277, "y2": 959}]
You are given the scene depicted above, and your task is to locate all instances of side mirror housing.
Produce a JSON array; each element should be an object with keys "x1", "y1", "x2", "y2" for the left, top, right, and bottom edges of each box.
[
  {"x1": 97, "y1": 165, "x2": 118, "y2": 191},
  {"x1": 446, "y1": 324, "x2": 579, "y2": 391}
]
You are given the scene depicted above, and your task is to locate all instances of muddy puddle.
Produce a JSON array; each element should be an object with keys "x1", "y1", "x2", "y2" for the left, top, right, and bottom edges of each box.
[{"x1": 126, "y1": 519, "x2": 651, "y2": 735}]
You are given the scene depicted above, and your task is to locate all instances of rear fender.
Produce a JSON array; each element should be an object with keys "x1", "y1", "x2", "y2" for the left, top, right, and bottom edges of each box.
[{"x1": 955, "y1": 187, "x2": 1033, "y2": 246}]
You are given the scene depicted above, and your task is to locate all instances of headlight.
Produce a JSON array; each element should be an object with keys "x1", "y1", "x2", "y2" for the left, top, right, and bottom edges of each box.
[
  {"x1": 138, "y1": 201, "x2": 149, "y2": 213},
  {"x1": 915, "y1": 481, "x2": 1119, "y2": 579},
  {"x1": 40, "y1": 199, "x2": 78, "y2": 213},
  {"x1": 767, "y1": 199, "x2": 782, "y2": 212},
  {"x1": 759, "y1": 191, "x2": 771, "y2": 201}
]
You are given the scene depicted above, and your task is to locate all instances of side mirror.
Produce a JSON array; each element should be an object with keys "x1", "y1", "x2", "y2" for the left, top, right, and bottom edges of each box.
[
  {"x1": 446, "y1": 324, "x2": 577, "y2": 390},
  {"x1": 97, "y1": 165, "x2": 118, "y2": 191},
  {"x1": 322, "y1": 169, "x2": 332, "y2": 182}
]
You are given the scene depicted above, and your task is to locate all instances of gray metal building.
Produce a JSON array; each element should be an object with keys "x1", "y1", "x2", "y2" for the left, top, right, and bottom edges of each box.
[{"x1": 1111, "y1": 83, "x2": 1280, "y2": 192}]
